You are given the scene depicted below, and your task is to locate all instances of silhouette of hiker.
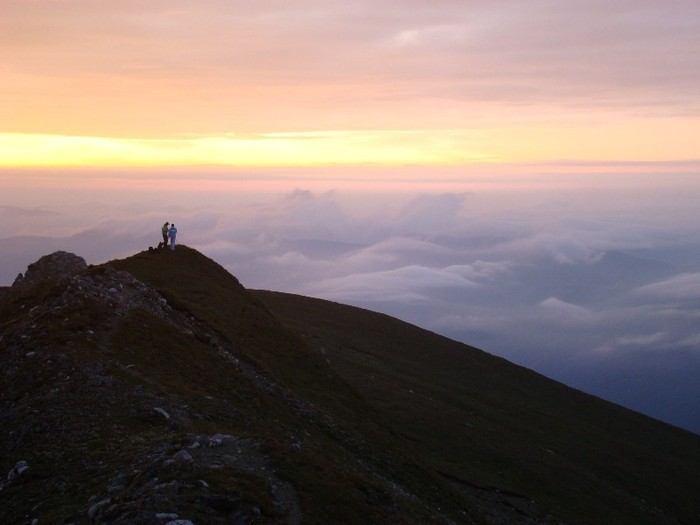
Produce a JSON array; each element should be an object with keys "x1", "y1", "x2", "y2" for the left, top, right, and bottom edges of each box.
[
  {"x1": 168, "y1": 223, "x2": 177, "y2": 250},
  {"x1": 161, "y1": 222, "x2": 169, "y2": 249}
]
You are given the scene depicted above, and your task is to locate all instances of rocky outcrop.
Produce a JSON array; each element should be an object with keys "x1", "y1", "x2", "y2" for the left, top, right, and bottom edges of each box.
[
  {"x1": 0, "y1": 460, "x2": 30, "y2": 493},
  {"x1": 0, "y1": 252, "x2": 308, "y2": 524},
  {"x1": 12, "y1": 251, "x2": 87, "y2": 288},
  {"x1": 87, "y1": 434, "x2": 301, "y2": 524}
]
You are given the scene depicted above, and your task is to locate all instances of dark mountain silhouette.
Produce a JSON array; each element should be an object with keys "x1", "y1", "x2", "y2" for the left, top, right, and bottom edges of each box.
[{"x1": 1, "y1": 246, "x2": 699, "y2": 524}]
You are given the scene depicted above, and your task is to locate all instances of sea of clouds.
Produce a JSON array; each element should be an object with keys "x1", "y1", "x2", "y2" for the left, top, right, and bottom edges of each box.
[{"x1": 2, "y1": 167, "x2": 699, "y2": 434}]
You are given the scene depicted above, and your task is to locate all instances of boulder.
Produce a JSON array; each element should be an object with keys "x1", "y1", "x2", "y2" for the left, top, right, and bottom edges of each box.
[{"x1": 13, "y1": 251, "x2": 87, "y2": 287}]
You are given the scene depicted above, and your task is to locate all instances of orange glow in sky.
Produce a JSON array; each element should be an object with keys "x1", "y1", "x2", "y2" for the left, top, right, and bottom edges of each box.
[{"x1": 1, "y1": 1, "x2": 699, "y2": 169}]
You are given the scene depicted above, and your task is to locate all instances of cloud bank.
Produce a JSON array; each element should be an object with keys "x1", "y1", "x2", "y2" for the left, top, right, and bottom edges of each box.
[{"x1": 2, "y1": 166, "x2": 699, "y2": 434}]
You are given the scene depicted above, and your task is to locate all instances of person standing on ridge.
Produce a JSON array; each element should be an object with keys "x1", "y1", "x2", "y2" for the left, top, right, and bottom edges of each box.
[
  {"x1": 161, "y1": 222, "x2": 169, "y2": 249},
  {"x1": 168, "y1": 223, "x2": 178, "y2": 250}
]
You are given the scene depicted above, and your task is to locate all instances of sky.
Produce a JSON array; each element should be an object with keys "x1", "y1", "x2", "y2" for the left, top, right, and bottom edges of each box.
[
  {"x1": 1, "y1": 1, "x2": 700, "y2": 433},
  {"x1": 2, "y1": 0, "x2": 700, "y2": 167}
]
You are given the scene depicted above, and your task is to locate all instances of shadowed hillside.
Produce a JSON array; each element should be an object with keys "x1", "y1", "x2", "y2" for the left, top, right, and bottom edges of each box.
[
  {"x1": 252, "y1": 291, "x2": 700, "y2": 525},
  {"x1": 0, "y1": 247, "x2": 480, "y2": 524},
  {"x1": 1, "y1": 246, "x2": 699, "y2": 524}
]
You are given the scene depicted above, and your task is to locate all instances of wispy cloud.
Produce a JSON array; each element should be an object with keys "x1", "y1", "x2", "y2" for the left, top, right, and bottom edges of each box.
[{"x1": 2, "y1": 1, "x2": 699, "y2": 164}]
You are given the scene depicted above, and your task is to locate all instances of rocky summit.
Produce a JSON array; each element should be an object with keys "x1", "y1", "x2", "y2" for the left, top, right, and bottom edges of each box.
[
  {"x1": 11, "y1": 250, "x2": 88, "y2": 288},
  {"x1": 2, "y1": 247, "x2": 700, "y2": 525}
]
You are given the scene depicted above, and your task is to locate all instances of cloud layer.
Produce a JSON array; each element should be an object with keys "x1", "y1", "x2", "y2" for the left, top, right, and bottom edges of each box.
[
  {"x1": 2, "y1": 166, "x2": 699, "y2": 433},
  {"x1": 3, "y1": 1, "x2": 699, "y2": 162}
]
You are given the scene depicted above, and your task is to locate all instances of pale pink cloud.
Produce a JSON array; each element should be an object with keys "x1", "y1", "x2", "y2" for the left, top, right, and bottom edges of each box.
[{"x1": 2, "y1": 0, "x2": 699, "y2": 138}]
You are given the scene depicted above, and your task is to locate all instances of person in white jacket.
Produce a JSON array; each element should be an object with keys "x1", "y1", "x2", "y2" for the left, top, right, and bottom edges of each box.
[{"x1": 168, "y1": 224, "x2": 177, "y2": 250}]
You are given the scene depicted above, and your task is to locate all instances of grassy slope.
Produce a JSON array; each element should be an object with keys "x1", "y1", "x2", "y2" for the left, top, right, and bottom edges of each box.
[
  {"x1": 4, "y1": 245, "x2": 699, "y2": 524},
  {"x1": 1, "y1": 247, "x2": 483, "y2": 524},
  {"x1": 253, "y1": 289, "x2": 700, "y2": 525},
  {"x1": 106, "y1": 246, "x2": 483, "y2": 524},
  {"x1": 107, "y1": 246, "x2": 382, "y2": 437}
]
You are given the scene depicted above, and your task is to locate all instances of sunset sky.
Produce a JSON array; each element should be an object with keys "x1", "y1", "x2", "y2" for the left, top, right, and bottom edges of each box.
[{"x1": 2, "y1": 0, "x2": 699, "y2": 170}]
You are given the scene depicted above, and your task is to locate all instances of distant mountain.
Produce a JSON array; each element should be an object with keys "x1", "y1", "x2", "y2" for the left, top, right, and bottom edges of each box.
[{"x1": 1, "y1": 246, "x2": 699, "y2": 524}]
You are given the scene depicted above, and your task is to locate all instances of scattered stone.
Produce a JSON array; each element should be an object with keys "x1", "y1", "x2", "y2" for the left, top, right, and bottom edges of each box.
[
  {"x1": 1, "y1": 252, "x2": 301, "y2": 524},
  {"x1": 107, "y1": 483, "x2": 126, "y2": 494},
  {"x1": 7, "y1": 460, "x2": 30, "y2": 483},
  {"x1": 153, "y1": 407, "x2": 171, "y2": 420},
  {"x1": 173, "y1": 450, "x2": 195, "y2": 465},
  {"x1": 87, "y1": 498, "x2": 111, "y2": 519},
  {"x1": 155, "y1": 512, "x2": 179, "y2": 519}
]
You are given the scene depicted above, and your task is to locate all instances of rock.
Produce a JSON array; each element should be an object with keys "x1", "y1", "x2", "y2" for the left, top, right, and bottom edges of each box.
[
  {"x1": 7, "y1": 460, "x2": 29, "y2": 483},
  {"x1": 107, "y1": 483, "x2": 126, "y2": 494},
  {"x1": 156, "y1": 512, "x2": 179, "y2": 519},
  {"x1": 12, "y1": 251, "x2": 87, "y2": 288},
  {"x1": 208, "y1": 433, "x2": 234, "y2": 447},
  {"x1": 87, "y1": 497, "x2": 111, "y2": 519},
  {"x1": 173, "y1": 450, "x2": 195, "y2": 465},
  {"x1": 153, "y1": 407, "x2": 171, "y2": 420}
]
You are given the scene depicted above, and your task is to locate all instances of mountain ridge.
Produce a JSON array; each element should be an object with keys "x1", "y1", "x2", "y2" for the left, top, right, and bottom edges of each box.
[
  {"x1": 252, "y1": 289, "x2": 700, "y2": 520},
  {"x1": 1, "y1": 246, "x2": 699, "y2": 524}
]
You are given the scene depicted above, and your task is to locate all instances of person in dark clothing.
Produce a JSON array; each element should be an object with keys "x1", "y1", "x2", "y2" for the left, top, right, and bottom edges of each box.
[{"x1": 161, "y1": 222, "x2": 169, "y2": 249}]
